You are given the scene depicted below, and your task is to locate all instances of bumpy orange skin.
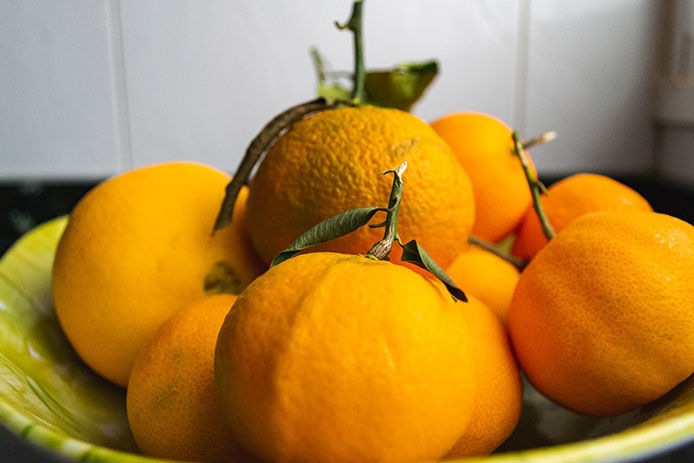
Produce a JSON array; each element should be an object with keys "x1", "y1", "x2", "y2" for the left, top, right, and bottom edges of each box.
[
  {"x1": 512, "y1": 173, "x2": 652, "y2": 259},
  {"x1": 446, "y1": 246, "x2": 520, "y2": 327},
  {"x1": 127, "y1": 294, "x2": 254, "y2": 462},
  {"x1": 215, "y1": 252, "x2": 477, "y2": 463},
  {"x1": 246, "y1": 106, "x2": 475, "y2": 270},
  {"x1": 445, "y1": 296, "x2": 522, "y2": 458},
  {"x1": 430, "y1": 112, "x2": 532, "y2": 242},
  {"x1": 509, "y1": 211, "x2": 694, "y2": 416},
  {"x1": 52, "y1": 162, "x2": 265, "y2": 386}
]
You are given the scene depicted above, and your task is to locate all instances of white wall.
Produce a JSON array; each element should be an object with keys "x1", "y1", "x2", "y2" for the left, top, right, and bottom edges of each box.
[
  {"x1": 1, "y1": 0, "x2": 662, "y2": 181},
  {"x1": 653, "y1": 0, "x2": 694, "y2": 185}
]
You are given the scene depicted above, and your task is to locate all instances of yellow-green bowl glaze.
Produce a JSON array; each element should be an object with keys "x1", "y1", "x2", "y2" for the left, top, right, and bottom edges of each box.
[{"x1": 0, "y1": 217, "x2": 692, "y2": 462}]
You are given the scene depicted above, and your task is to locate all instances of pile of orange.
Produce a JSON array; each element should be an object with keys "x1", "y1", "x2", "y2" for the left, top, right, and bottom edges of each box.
[
  {"x1": 46, "y1": 10, "x2": 693, "y2": 459},
  {"x1": 48, "y1": 99, "x2": 694, "y2": 463}
]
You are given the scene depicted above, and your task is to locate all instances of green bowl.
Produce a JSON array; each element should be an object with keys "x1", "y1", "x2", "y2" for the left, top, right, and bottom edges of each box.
[{"x1": 1, "y1": 217, "x2": 693, "y2": 463}]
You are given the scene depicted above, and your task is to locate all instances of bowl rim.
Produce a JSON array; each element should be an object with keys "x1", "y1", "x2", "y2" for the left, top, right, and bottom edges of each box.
[{"x1": 2, "y1": 392, "x2": 694, "y2": 463}]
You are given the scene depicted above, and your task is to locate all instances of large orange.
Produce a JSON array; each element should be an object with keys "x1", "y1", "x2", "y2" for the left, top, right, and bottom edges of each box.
[
  {"x1": 246, "y1": 105, "x2": 475, "y2": 269},
  {"x1": 509, "y1": 211, "x2": 694, "y2": 416},
  {"x1": 53, "y1": 162, "x2": 265, "y2": 386},
  {"x1": 430, "y1": 112, "x2": 532, "y2": 242},
  {"x1": 446, "y1": 246, "x2": 520, "y2": 327},
  {"x1": 445, "y1": 295, "x2": 522, "y2": 458},
  {"x1": 215, "y1": 252, "x2": 477, "y2": 463},
  {"x1": 512, "y1": 173, "x2": 652, "y2": 259},
  {"x1": 127, "y1": 294, "x2": 253, "y2": 462}
]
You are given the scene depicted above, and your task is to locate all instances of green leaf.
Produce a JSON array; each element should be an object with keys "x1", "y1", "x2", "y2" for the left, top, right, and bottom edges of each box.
[
  {"x1": 316, "y1": 82, "x2": 352, "y2": 103},
  {"x1": 312, "y1": 47, "x2": 438, "y2": 111},
  {"x1": 364, "y1": 60, "x2": 439, "y2": 111},
  {"x1": 271, "y1": 206, "x2": 386, "y2": 267},
  {"x1": 399, "y1": 239, "x2": 467, "y2": 301}
]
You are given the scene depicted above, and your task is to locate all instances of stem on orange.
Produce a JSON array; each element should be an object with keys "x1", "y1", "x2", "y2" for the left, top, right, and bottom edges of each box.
[
  {"x1": 213, "y1": 98, "x2": 331, "y2": 232},
  {"x1": 522, "y1": 131, "x2": 557, "y2": 150},
  {"x1": 363, "y1": 161, "x2": 465, "y2": 300},
  {"x1": 467, "y1": 235, "x2": 527, "y2": 271},
  {"x1": 336, "y1": 0, "x2": 366, "y2": 103},
  {"x1": 511, "y1": 131, "x2": 555, "y2": 241},
  {"x1": 268, "y1": 159, "x2": 464, "y2": 299},
  {"x1": 366, "y1": 162, "x2": 407, "y2": 260}
]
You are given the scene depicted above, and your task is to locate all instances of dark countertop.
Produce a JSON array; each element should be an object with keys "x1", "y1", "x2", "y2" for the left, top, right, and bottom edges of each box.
[{"x1": 0, "y1": 175, "x2": 692, "y2": 463}]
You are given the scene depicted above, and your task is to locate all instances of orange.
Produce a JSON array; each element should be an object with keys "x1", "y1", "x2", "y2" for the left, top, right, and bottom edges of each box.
[
  {"x1": 512, "y1": 173, "x2": 652, "y2": 259},
  {"x1": 52, "y1": 162, "x2": 265, "y2": 386},
  {"x1": 246, "y1": 105, "x2": 475, "y2": 270},
  {"x1": 509, "y1": 211, "x2": 694, "y2": 416},
  {"x1": 446, "y1": 246, "x2": 520, "y2": 327},
  {"x1": 215, "y1": 252, "x2": 477, "y2": 463},
  {"x1": 127, "y1": 294, "x2": 253, "y2": 462},
  {"x1": 430, "y1": 112, "x2": 532, "y2": 242},
  {"x1": 445, "y1": 295, "x2": 522, "y2": 458}
]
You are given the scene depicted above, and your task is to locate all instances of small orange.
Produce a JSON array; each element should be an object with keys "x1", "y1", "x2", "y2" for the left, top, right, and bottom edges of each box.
[
  {"x1": 127, "y1": 294, "x2": 253, "y2": 462},
  {"x1": 446, "y1": 246, "x2": 520, "y2": 327},
  {"x1": 509, "y1": 211, "x2": 694, "y2": 416},
  {"x1": 215, "y1": 252, "x2": 477, "y2": 463},
  {"x1": 512, "y1": 173, "x2": 652, "y2": 259},
  {"x1": 246, "y1": 105, "x2": 475, "y2": 270},
  {"x1": 430, "y1": 112, "x2": 532, "y2": 242},
  {"x1": 445, "y1": 295, "x2": 522, "y2": 458},
  {"x1": 53, "y1": 162, "x2": 265, "y2": 386}
]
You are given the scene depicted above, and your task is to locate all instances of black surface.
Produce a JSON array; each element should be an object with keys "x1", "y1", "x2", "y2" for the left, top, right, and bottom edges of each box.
[
  {"x1": 0, "y1": 428, "x2": 73, "y2": 463},
  {"x1": 0, "y1": 175, "x2": 692, "y2": 463},
  {"x1": 0, "y1": 182, "x2": 94, "y2": 255},
  {"x1": 1, "y1": 175, "x2": 692, "y2": 256}
]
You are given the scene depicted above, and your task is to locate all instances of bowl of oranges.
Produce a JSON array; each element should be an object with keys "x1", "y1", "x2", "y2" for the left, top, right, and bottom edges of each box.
[
  {"x1": 2, "y1": 1, "x2": 693, "y2": 461},
  {"x1": 1, "y1": 108, "x2": 693, "y2": 463}
]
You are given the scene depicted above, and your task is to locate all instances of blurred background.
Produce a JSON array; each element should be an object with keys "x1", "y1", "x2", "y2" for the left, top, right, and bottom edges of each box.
[{"x1": 1, "y1": 0, "x2": 693, "y2": 183}]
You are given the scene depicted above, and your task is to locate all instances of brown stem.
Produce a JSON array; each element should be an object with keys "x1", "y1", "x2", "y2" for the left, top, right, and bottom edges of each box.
[
  {"x1": 512, "y1": 131, "x2": 555, "y2": 241},
  {"x1": 467, "y1": 236, "x2": 527, "y2": 271},
  {"x1": 522, "y1": 131, "x2": 557, "y2": 150},
  {"x1": 366, "y1": 162, "x2": 407, "y2": 260},
  {"x1": 213, "y1": 98, "x2": 332, "y2": 232}
]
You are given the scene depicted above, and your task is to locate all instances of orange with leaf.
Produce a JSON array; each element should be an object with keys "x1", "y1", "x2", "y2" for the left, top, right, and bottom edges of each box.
[
  {"x1": 215, "y1": 163, "x2": 522, "y2": 463},
  {"x1": 239, "y1": 105, "x2": 475, "y2": 272},
  {"x1": 214, "y1": 5, "x2": 474, "y2": 274}
]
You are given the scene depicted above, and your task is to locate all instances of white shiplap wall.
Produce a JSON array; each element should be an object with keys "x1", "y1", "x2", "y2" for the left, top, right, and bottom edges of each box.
[{"x1": 0, "y1": 0, "x2": 664, "y2": 180}]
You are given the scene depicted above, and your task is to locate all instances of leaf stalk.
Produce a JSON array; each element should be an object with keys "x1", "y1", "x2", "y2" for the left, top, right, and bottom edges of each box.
[
  {"x1": 336, "y1": 0, "x2": 366, "y2": 103},
  {"x1": 213, "y1": 98, "x2": 331, "y2": 232},
  {"x1": 511, "y1": 131, "x2": 555, "y2": 241},
  {"x1": 366, "y1": 162, "x2": 407, "y2": 260},
  {"x1": 467, "y1": 236, "x2": 527, "y2": 271}
]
